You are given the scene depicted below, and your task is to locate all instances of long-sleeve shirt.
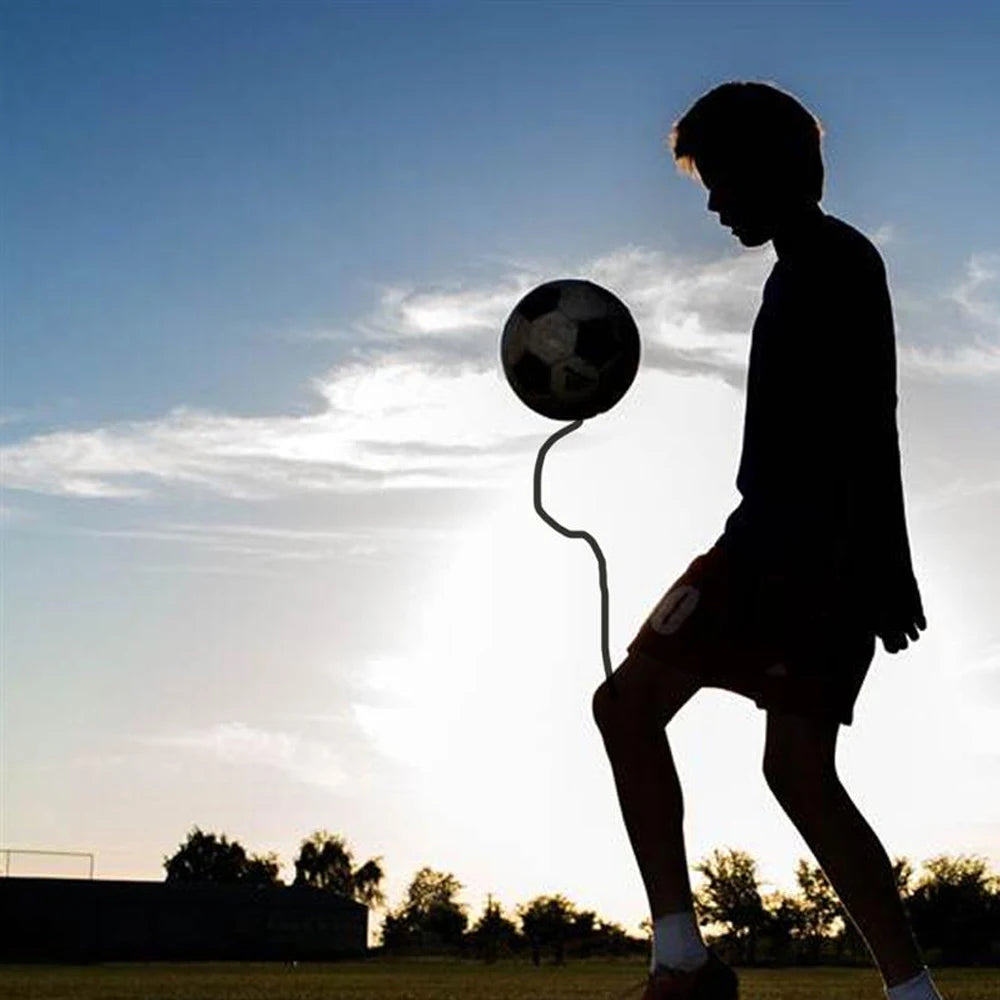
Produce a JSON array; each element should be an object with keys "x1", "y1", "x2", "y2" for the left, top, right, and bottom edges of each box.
[{"x1": 719, "y1": 211, "x2": 923, "y2": 635}]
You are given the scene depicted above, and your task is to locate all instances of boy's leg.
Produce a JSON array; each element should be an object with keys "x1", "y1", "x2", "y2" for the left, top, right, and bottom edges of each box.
[
  {"x1": 592, "y1": 650, "x2": 703, "y2": 917},
  {"x1": 763, "y1": 709, "x2": 927, "y2": 988}
]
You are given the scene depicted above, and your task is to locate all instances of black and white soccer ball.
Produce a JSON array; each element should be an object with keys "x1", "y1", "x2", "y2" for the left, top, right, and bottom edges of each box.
[{"x1": 500, "y1": 279, "x2": 640, "y2": 421}]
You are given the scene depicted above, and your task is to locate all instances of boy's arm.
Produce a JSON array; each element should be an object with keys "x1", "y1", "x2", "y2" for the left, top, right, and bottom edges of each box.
[
  {"x1": 860, "y1": 387, "x2": 927, "y2": 652},
  {"x1": 746, "y1": 248, "x2": 926, "y2": 651},
  {"x1": 847, "y1": 249, "x2": 926, "y2": 652}
]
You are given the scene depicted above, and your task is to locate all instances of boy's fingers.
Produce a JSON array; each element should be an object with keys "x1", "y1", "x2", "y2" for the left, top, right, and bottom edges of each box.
[{"x1": 884, "y1": 630, "x2": 906, "y2": 652}]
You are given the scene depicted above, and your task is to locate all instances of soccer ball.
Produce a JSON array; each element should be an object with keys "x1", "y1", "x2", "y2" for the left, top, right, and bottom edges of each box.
[{"x1": 500, "y1": 279, "x2": 640, "y2": 421}]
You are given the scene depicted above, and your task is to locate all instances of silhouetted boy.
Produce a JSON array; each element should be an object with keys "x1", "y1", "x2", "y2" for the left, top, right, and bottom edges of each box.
[{"x1": 592, "y1": 81, "x2": 938, "y2": 1000}]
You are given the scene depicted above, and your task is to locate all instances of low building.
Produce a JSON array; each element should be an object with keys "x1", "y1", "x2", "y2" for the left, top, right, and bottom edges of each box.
[{"x1": 0, "y1": 877, "x2": 368, "y2": 962}]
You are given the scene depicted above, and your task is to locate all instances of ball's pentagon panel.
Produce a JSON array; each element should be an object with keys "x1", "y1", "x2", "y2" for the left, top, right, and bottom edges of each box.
[
  {"x1": 511, "y1": 351, "x2": 551, "y2": 397},
  {"x1": 516, "y1": 283, "x2": 562, "y2": 323},
  {"x1": 556, "y1": 281, "x2": 611, "y2": 323},
  {"x1": 525, "y1": 310, "x2": 577, "y2": 366},
  {"x1": 551, "y1": 356, "x2": 600, "y2": 398},
  {"x1": 573, "y1": 317, "x2": 620, "y2": 369}
]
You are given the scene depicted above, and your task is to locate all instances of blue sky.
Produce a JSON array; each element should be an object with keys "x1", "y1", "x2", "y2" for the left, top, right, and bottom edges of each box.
[{"x1": 3, "y1": 1, "x2": 999, "y2": 942}]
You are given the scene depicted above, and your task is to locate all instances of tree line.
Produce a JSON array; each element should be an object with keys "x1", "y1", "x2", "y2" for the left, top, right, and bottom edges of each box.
[{"x1": 163, "y1": 827, "x2": 1000, "y2": 967}]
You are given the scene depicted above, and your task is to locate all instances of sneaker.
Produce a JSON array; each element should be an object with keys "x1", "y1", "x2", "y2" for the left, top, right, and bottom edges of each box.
[{"x1": 640, "y1": 947, "x2": 738, "y2": 999}]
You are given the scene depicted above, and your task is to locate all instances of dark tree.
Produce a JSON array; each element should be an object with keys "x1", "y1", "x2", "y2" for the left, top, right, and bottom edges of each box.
[
  {"x1": 761, "y1": 889, "x2": 807, "y2": 962},
  {"x1": 163, "y1": 827, "x2": 284, "y2": 884},
  {"x1": 693, "y1": 848, "x2": 769, "y2": 964},
  {"x1": 163, "y1": 827, "x2": 250, "y2": 883},
  {"x1": 292, "y1": 830, "x2": 386, "y2": 907},
  {"x1": 570, "y1": 907, "x2": 598, "y2": 958},
  {"x1": 906, "y1": 854, "x2": 999, "y2": 965},
  {"x1": 243, "y1": 851, "x2": 282, "y2": 885},
  {"x1": 468, "y1": 893, "x2": 519, "y2": 963},
  {"x1": 517, "y1": 894, "x2": 577, "y2": 966},
  {"x1": 379, "y1": 866, "x2": 468, "y2": 953},
  {"x1": 893, "y1": 855, "x2": 915, "y2": 896},
  {"x1": 591, "y1": 916, "x2": 633, "y2": 957},
  {"x1": 793, "y1": 858, "x2": 844, "y2": 963}
]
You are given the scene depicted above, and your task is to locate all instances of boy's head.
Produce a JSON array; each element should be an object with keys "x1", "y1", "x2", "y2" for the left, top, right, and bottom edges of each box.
[{"x1": 667, "y1": 81, "x2": 825, "y2": 247}]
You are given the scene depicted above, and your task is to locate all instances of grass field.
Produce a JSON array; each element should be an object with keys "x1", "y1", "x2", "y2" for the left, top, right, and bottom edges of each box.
[{"x1": 1, "y1": 960, "x2": 998, "y2": 1000}]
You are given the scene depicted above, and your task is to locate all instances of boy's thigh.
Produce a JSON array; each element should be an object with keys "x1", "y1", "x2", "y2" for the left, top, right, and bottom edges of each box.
[
  {"x1": 616, "y1": 540, "x2": 769, "y2": 721},
  {"x1": 627, "y1": 543, "x2": 739, "y2": 657},
  {"x1": 621, "y1": 540, "x2": 877, "y2": 729}
]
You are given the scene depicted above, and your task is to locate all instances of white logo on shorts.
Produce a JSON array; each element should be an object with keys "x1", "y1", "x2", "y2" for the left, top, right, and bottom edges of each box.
[{"x1": 650, "y1": 584, "x2": 700, "y2": 636}]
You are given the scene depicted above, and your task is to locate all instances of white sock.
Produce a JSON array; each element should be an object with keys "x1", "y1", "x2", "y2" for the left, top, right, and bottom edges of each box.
[
  {"x1": 650, "y1": 909, "x2": 709, "y2": 973},
  {"x1": 885, "y1": 967, "x2": 942, "y2": 1000}
]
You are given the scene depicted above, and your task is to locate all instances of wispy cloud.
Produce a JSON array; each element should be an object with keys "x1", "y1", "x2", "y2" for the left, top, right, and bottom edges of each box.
[
  {"x1": 3, "y1": 243, "x2": 996, "y2": 502},
  {"x1": 909, "y1": 473, "x2": 1000, "y2": 514},
  {"x1": 291, "y1": 245, "x2": 768, "y2": 379},
  {"x1": 948, "y1": 252, "x2": 1000, "y2": 328},
  {"x1": 0, "y1": 246, "x2": 766, "y2": 502},
  {"x1": 899, "y1": 340, "x2": 1000, "y2": 377},
  {"x1": 0, "y1": 368, "x2": 540, "y2": 500},
  {"x1": 899, "y1": 251, "x2": 1000, "y2": 379},
  {"x1": 139, "y1": 721, "x2": 347, "y2": 791},
  {"x1": 871, "y1": 223, "x2": 896, "y2": 247},
  {"x1": 75, "y1": 520, "x2": 470, "y2": 561},
  {"x1": 0, "y1": 504, "x2": 35, "y2": 523}
]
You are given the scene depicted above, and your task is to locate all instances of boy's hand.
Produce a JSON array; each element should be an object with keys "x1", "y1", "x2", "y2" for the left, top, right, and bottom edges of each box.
[
  {"x1": 749, "y1": 565, "x2": 927, "y2": 653},
  {"x1": 872, "y1": 568, "x2": 927, "y2": 653},
  {"x1": 875, "y1": 605, "x2": 927, "y2": 653}
]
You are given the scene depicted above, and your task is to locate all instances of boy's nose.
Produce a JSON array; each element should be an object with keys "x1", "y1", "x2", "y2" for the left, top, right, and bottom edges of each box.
[
  {"x1": 708, "y1": 197, "x2": 729, "y2": 225},
  {"x1": 707, "y1": 189, "x2": 733, "y2": 218}
]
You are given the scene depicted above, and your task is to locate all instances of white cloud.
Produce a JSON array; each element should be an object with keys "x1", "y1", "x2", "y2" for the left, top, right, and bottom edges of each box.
[
  {"x1": 140, "y1": 721, "x2": 347, "y2": 791},
  {"x1": 899, "y1": 251, "x2": 1000, "y2": 378},
  {"x1": 871, "y1": 223, "x2": 896, "y2": 247},
  {"x1": 0, "y1": 366, "x2": 543, "y2": 499},
  {"x1": 3, "y1": 242, "x2": 997, "y2": 503},
  {"x1": 75, "y1": 520, "x2": 471, "y2": 563},
  {"x1": 371, "y1": 282, "x2": 520, "y2": 337},
  {"x1": 0, "y1": 246, "x2": 766, "y2": 502},
  {"x1": 294, "y1": 246, "x2": 768, "y2": 382},
  {"x1": 947, "y1": 252, "x2": 1000, "y2": 329},
  {"x1": 909, "y1": 473, "x2": 1000, "y2": 514},
  {"x1": 0, "y1": 503, "x2": 35, "y2": 523},
  {"x1": 900, "y1": 340, "x2": 1000, "y2": 378}
]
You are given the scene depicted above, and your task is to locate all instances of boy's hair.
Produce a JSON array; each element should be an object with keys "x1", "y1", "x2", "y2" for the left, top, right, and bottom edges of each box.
[{"x1": 667, "y1": 80, "x2": 825, "y2": 203}]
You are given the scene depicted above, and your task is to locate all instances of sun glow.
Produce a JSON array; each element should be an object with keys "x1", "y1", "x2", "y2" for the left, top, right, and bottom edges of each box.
[{"x1": 349, "y1": 371, "x2": 764, "y2": 923}]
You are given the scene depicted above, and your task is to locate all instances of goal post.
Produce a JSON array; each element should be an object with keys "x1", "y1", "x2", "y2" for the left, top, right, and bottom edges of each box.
[{"x1": 2, "y1": 848, "x2": 95, "y2": 879}]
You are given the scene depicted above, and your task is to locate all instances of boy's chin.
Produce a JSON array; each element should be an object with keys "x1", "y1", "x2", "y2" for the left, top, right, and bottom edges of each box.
[{"x1": 733, "y1": 227, "x2": 771, "y2": 247}]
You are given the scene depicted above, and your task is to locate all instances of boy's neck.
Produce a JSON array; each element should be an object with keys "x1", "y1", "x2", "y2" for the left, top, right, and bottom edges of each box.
[{"x1": 772, "y1": 202, "x2": 825, "y2": 261}]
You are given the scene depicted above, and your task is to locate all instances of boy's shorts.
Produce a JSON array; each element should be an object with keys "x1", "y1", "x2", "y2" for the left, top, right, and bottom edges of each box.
[{"x1": 626, "y1": 538, "x2": 876, "y2": 726}]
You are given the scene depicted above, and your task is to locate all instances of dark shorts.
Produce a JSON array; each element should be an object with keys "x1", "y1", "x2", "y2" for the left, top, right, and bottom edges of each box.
[{"x1": 626, "y1": 539, "x2": 876, "y2": 726}]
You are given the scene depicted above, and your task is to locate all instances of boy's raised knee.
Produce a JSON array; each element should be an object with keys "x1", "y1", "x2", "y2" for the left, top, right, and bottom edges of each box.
[
  {"x1": 591, "y1": 678, "x2": 617, "y2": 730},
  {"x1": 592, "y1": 672, "x2": 637, "y2": 734},
  {"x1": 593, "y1": 649, "x2": 700, "y2": 734}
]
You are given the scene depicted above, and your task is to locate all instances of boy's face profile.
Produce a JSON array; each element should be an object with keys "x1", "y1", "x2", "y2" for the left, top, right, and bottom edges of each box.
[{"x1": 695, "y1": 154, "x2": 810, "y2": 248}]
